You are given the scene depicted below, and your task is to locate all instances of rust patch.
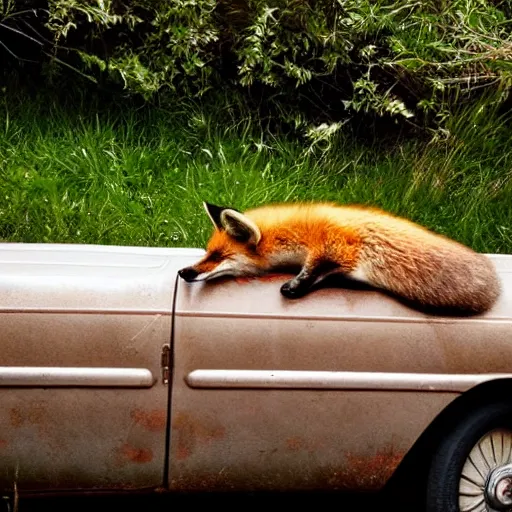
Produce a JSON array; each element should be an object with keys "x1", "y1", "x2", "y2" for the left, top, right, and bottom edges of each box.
[
  {"x1": 9, "y1": 408, "x2": 23, "y2": 427},
  {"x1": 172, "y1": 412, "x2": 226, "y2": 461},
  {"x1": 285, "y1": 437, "x2": 303, "y2": 451},
  {"x1": 284, "y1": 436, "x2": 322, "y2": 454},
  {"x1": 176, "y1": 445, "x2": 191, "y2": 461},
  {"x1": 130, "y1": 408, "x2": 167, "y2": 432},
  {"x1": 170, "y1": 448, "x2": 403, "y2": 492},
  {"x1": 0, "y1": 440, "x2": 7, "y2": 448},
  {"x1": 118, "y1": 443, "x2": 153, "y2": 464},
  {"x1": 171, "y1": 472, "x2": 239, "y2": 491},
  {"x1": 10, "y1": 406, "x2": 47, "y2": 428},
  {"x1": 9, "y1": 405, "x2": 50, "y2": 436},
  {"x1": 330, "y1": 447, "x2": 405, "y2": 490},
  {"x1": 8, "y1": 403, "x2": 68, "y2": 451}
]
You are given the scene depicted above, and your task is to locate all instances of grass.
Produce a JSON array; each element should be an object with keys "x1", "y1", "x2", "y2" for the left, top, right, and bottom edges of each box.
[{"x1": 0, "y1": 88, "x2": 511, "y2": 253}]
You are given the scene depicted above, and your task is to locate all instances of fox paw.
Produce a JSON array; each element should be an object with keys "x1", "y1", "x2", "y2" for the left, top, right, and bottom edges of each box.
[{"x1": 280, "y1": 281, "x2": 307, "y2": 299}]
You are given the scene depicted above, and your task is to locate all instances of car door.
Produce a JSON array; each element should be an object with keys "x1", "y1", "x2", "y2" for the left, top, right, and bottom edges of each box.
[
  {"x1": 0, "y1": 244, "x2": 202, "y2": 494},
  {"x1": 169, "y1": 269, "x2": 511, "y2": 492}
]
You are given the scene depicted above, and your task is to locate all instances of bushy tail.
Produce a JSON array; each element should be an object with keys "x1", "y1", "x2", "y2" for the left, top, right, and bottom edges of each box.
[{"x1": 365, "y1": 242, "x2": 501, "y2": 315}]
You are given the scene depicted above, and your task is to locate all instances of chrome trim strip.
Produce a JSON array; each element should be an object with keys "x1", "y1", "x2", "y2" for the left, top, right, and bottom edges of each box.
[
  {"x1": 186, "y1": 370, "x2": 512, "y2": 392},
  {"x1": 0, "y1": 309, "x2": 172, "y2": 315},
  {"x1": 175, "y1": 311, "x2": 511, "y2": 324},
  {"x1": 0, "y1": 367, "x2": 155, "y2": 387}
]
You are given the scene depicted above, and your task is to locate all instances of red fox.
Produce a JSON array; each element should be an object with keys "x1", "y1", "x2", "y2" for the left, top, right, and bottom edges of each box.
[{"x1": 178, "y1": 201, "x2": 501, "y2": 314}]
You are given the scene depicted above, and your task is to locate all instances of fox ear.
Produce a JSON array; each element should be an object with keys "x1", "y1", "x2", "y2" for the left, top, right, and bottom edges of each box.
[
  {"x1": 203, "y1": 201, "x2": 244, "y2": 231},
  {"x1": 220, "y1": 209, "x2": 261, "y2": 245},
  {"x1": 203, "y1": 202, "x2": 225, "y2": 230}
]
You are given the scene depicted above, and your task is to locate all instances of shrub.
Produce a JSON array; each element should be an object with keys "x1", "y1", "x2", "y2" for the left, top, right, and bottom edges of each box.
[{"x1": 1, "y1": 0, "x2": 511, "y2": 134}]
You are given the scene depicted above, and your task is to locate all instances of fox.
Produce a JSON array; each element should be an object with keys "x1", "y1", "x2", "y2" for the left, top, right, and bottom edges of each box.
[{"x1": 178, "y1": 201, "x2": 501, "y2": 315}]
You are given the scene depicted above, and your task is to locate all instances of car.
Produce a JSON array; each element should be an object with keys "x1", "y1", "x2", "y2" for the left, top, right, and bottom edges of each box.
[{"x1": 0, "y1": 242, "x2": 511, "y2": 512}]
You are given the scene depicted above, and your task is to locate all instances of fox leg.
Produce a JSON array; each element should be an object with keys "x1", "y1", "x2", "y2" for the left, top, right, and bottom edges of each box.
[{"x1": 280, "y1": 257, "x2": 339, "y2": 299}]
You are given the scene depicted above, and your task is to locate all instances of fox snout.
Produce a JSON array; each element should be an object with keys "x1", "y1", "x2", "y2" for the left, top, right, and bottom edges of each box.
[{"x1": 178, "y1": 266, "x2": 199, "y2": 282}]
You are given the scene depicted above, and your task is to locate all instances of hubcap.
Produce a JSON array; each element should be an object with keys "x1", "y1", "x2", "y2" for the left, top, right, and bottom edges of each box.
[
  {"x1": 486, "y1": 464, "x2": 512, "y2": 510},
  {"x1": 459, "y1": 429, "x2": 512, "y2": 512}
]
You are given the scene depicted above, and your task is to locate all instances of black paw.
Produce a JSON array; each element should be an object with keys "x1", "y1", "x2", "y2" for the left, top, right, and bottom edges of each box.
[{"x1": 280, "y1": 281, "x2": 308, "y2": 299}]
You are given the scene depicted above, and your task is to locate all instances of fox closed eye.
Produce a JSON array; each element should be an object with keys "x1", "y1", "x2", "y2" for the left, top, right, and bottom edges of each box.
[{"x1": 206, "y1": 251, "x2": 223, "y2": 263}]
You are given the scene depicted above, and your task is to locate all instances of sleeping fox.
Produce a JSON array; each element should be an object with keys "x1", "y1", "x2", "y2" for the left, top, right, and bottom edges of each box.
[{"x1": 178, "y1": 201, "x2": 501, "y2": 314}]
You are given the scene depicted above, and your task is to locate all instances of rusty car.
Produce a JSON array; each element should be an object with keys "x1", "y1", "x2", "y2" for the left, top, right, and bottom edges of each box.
[{"x1": 0, "y1": 242, "x2": 511, "y2": 512}]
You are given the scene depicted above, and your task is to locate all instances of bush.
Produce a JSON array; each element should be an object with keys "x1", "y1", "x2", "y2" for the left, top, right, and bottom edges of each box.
[{"x1": 1, "y1": 0, "x2": 511, "y2": 134}]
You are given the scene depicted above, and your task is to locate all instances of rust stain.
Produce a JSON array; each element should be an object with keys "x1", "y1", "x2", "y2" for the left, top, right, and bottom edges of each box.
[
  {"x1": 8, "y1": 403, "x2": 67, "y2": 451},
  {"x1": 284, "y1": 436, "x2": 322, "y2": 454},
  {"x1": 330, "y1": 447, "x2": 405, "y2": 490},
  {"x1": 285, "y1": 437, "x2": 303, "y2": 451},
  {"x1": 0, "y1": 440, "x2": 7, "y2": 448},
  {"x1": 118, "y1": 443, "x2": 153, "y2": 464},
  {"x1": 170, "y1": 448, "x2": 403, "y2": 492},
  {"x1": 171, "y1": 472, "x2": 238, "y2": 491},
  {"x1": 172, "y1": 412, "x2": 226, "y2": 461},
  {"x1": 260, "y1": 273, "x2": 292, "y2": 282},
  {"x1": 10, "y1": 406, "x2": 48, "y2": 428},
  {"x1": 9, "y1": 405, "x2": 50, "y2": 436},
  {"x1": 171, "y1": 445, "x2": 404, "y2": 492},
  {"x1": 234, "y1": 277, "x2": 253, "y2": 284},
  {"x1": 130, "y1": 408, "x2": 167, "y2": 432},
  {"x1": 235, "y1": 273, "x2": 292, "y2": 285},
  {"x1": 176, "y1": 445, "x2": 191, "y2": 461},
  {"x1": 9, "y1": 408, "x2": 23, "y2": 427}
]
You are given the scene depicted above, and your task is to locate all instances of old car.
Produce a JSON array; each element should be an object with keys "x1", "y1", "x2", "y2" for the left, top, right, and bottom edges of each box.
[{"x1": 0, "y1": 242, "x2": 511, "y2": 512}]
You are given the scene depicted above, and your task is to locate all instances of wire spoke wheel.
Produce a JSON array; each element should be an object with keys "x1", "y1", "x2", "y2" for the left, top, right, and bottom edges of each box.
[{"x1": 459, "y1": 428, "x2": 512, "y2": 512}]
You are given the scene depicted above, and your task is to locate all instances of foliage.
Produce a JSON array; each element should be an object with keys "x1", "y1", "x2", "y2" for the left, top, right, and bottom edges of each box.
[{"x1": 1, "y1": 0, "x2": 511, "y2": 133}]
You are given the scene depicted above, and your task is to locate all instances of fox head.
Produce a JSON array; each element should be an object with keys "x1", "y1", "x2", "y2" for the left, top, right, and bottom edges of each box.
[{"x1": 178, "y1": 202, "x2": 266, "y2": 282}]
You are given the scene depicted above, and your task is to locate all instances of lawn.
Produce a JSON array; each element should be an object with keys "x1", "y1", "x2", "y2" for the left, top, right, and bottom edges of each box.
[{"x1": 1, "y1": 88, "x2": 511, "y2": 254}]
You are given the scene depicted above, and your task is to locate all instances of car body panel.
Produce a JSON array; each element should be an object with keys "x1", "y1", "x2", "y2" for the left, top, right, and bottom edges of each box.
[
  {"x1": 169, "y1": 252, "x2": 512, "y2": 491},
  {"x1": 0, "y1": 243, "x2": 202, "y2": 493},
  {"x1": 0, "y1": 243, "x2": 511, "y2": 495}
]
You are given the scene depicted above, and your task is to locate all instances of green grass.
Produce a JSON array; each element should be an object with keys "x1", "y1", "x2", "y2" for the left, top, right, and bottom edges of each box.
[{"x1": 0, "y1": 89, "x2": 511, "y2": 253}]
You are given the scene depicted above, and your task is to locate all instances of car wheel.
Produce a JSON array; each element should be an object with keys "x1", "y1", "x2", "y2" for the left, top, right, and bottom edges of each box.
[{"x1": 426, "y1": 401, "x2": 512, "y2": 512}]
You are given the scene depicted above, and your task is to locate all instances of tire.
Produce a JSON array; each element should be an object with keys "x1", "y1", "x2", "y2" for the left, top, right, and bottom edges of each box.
[{"x1": 426, "y1": 401, "x2": 512, "y2": 512}]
